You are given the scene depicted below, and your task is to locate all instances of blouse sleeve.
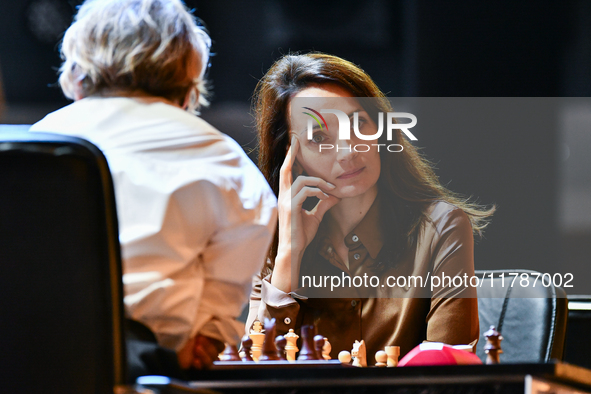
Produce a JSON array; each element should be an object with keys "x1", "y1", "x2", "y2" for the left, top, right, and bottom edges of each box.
[
  {"x1": 246, "y1": 271, "x2": 301, "y2": 335},
  {"x1": 424, "y1": 206, "x2": 480, "y2": 348}
]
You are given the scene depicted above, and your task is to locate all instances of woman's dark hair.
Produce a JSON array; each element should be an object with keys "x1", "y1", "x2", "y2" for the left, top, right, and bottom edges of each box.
[{"x1": 254, "y1": 52, "x2": 495, "y2": 275}]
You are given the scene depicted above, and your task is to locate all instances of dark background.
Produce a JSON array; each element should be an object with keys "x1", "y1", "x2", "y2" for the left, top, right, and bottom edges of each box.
[{"x1": 0, "y1": 0, "x2": 590, "y2": 293}]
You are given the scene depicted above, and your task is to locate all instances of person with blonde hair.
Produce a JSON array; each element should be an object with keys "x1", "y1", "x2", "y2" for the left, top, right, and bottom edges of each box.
[{"x1": 31, "y1": 0, "x2": 277, "y2": 377}]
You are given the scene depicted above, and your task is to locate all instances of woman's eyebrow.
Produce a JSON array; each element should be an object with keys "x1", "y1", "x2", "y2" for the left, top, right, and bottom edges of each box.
[
  {"x1": 347, "y1": 108, "x2": 366, "y2": 119},
  {"x1": 299, "y1": 125, "x2": 322, "y2": 135}
]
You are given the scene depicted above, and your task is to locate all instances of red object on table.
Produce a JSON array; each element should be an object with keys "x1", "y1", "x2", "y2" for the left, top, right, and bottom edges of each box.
[{"x1": 398, "y1": 343, "x2": 482, "y2": 367}]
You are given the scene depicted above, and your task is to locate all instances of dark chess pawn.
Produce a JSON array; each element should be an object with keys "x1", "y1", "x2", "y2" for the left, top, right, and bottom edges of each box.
[
  {"x1": 241, "y1": 335, "x2": 254, "y2": 362},
  {"x1": 484, "y1": 325, "x2": 503, "y2": 364},
  {"x1": 275, "y1": 335, "x2": 287, "y2": 360},
  {"x1": 219, "y1": 343, "x2": 240, "y2": 362},
  {"x1": 259, "y1": 318, "x2": 280, "y2": 361},
  {"x1": 297, "y1": 325, "x2": 318, "y2": 361},
  {"x1": 314, "y1": 335, "x2": 326, "y2": 361}
]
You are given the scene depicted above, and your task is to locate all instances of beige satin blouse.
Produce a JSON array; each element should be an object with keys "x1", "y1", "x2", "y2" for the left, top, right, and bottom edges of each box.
[{"x1": 247, "y1": 197, "x2": 479, "y2": 365}]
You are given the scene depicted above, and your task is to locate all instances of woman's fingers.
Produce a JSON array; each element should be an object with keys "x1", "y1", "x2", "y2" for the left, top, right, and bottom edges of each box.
[
  {"x1": 279, "y1": 137, "x2": 299, "y2": 193},
  {"x1": 291, "y1": 186, "x2": 331, "y2": 209},
  {"x1": 309, "y1": 195, "x2": 341, "y2": 222},
  {"x1": 290, "y1": 175, "x2": 335, "y2": 197}
]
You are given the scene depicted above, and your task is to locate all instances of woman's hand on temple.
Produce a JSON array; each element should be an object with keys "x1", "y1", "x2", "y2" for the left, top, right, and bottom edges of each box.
[{"x1": 271, "y1": 137, "x2": 340, "y2": 293}]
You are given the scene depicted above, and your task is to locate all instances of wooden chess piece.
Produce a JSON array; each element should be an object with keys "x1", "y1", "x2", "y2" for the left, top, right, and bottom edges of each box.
[
  {"x1": 484, "y1": 325, "x2": 503, "y2": 365},
  {"x1": 338, "y1": 350, "x2": 352, "y2": 364},
  {"x1": 275, "y1": 335, "x2": 287, "y2": 360},
  {"x1": 322, "y1": 337, "x2": 332, "y2": 360},
  {"x1": 314, "y1": 335, "x2": 326, "y2": 361},
  {"x1": 351, "y1": 340, "x2": 367, "y2": 367},
  {"x1": 219, "y1": 343, "x2": 240, "y2": 361},
  {"x1": 249, "y1": 320, "x2": 265, "y2": 361},
  {"x1": 241, "y1": 335, "x2": 254, "y2": 362},
  {"x1": 385, "y1": 346, "x2": 400, "y2": 367},
  {"x1": 297, "y1": 325, "x2": 318, "y2": 360},
  {"x1": 375, "y1": 350, "x2": 387, "y2": 367},
  {"x1": 284, "y1": 328, "x2": 299, "y2": 362},
  {"x1": 259, "y1": 318, "x2": 280, "y2": 361}
]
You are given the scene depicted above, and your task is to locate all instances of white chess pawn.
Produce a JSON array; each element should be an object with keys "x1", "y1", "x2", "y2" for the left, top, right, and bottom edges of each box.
[
  {"x1": 338, "y1": 350, "x2": 351, "y2": 364},
  {"x1": 375, "y1": 350, "x2": 387, "y2": 367},
  {"x1": 249, "y1": 320, "x2": 265, "y2": 362},
  {"x1": 322, "y1": 337, "x2": 332, "y2": 360},
  {"x1": 385, "y1": 346, "x2": 400, "y2": 367},
  {"x1": 284, "y1": 328, "x2": 299, "y2": 362}
]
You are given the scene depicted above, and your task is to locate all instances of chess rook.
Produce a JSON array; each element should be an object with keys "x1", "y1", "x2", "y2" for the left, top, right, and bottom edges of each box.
[{"x1": 385, "y1": 346, "x2": 400, "y2": 367}]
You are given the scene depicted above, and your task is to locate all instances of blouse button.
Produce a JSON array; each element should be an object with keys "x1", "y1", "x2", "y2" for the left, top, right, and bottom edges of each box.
[
  {"x1": 351, "y1": 300, "x2": 358, "y2": 307},
  {"x1": 353, "y1": 253, "x2": 361, "y2": 260},
  {"x1": 284, "y1": 317, "x2": 291, "y2": 325},
  {"x1": 352, "y1": 235, "x2": 359, "y2": 242}
]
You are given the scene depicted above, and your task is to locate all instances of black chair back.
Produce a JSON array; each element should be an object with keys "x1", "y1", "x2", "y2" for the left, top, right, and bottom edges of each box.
[
  {"x1": 0, "y1": 129, "x2": 125, "y2": 393},
  {"x1": 476, "y1": 269, "x2": 568, "y2": 363},
  {"x1": 563, "y1": 296, "x2": 591, "y2": 369}
]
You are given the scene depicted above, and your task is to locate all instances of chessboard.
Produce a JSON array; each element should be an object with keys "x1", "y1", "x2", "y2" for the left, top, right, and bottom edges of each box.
[
  {"x1": 213, "y1": 360, "x2": 345, "y2": 369},
  {"x1": 216, "y1": 317, "x2": 397, "y2": 369}
]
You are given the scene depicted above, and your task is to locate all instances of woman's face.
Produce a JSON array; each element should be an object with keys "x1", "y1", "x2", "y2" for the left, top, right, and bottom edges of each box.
[{"x1": 289, "y1": 84, "x2": 381, "y2": 199}]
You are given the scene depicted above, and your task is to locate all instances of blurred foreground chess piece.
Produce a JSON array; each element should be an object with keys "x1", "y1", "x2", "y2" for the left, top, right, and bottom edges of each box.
[
  {"x1": 385, "y1": 346, "x2": 400, "y2": 367},
  {"x1": 322, "y1": 337, "x2": 332, "y2": 360},
  {"x1": 351, "y1": 340, "x2": 367, "y2": 367},
  {"x1": 240, "y1": 335, "x2": 254, "y2": 362},
  {"x1": 375, "y1": 350, "x2": 387, "y2": 367},
  {"x1": 314, "y1": 335, "x2": 326, "y2": 360},
  {"x1": 284, "y1": 329, "x2": 299, "y2": 361},
  {"x1": 484, "y1": 325, "x2": 503, "y2": 364},
  {"x1": 249, "y1": 320, "x2": 264, "y2": 361},
  {"x1": 275, "y1": 335, "x2": 287, "y2": 360},
  {"x1": 259, "y1": 318, "x2": 280, "y2": 361},
  {"x1": 297, "y1": 325, "x2": 318, "y2": 360},
  {"x1": 219, "y1": 344, "x2": 240, "y2": 361},
  {"x1": 338, "y1": 350, "x2": 352, "y2": 364}
]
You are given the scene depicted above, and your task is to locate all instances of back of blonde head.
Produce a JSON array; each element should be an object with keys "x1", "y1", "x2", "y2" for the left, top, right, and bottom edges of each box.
[{"x1": 59, "y1": 0, "x2": 210, "y2": 107}]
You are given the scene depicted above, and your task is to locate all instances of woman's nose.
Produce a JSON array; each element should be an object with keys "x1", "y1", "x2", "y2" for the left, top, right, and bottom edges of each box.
[{"x1": 336, "y1": 138, "x2": 358, "y2": 162}]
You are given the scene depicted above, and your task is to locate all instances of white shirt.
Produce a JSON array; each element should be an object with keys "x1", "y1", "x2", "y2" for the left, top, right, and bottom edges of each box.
[{"x1": 31, "y1": 97, "x2": 277, "y2": 351}]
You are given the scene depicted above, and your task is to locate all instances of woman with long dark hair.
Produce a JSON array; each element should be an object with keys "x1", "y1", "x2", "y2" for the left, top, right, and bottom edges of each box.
[{"x1": 247, "y1": 53, "x2": 494, "y2": 364}]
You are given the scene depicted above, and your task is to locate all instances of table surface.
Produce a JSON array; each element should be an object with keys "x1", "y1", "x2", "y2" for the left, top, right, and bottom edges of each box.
[{"x1": 152, "y1": 361, "x2": 591, "y2": 393}]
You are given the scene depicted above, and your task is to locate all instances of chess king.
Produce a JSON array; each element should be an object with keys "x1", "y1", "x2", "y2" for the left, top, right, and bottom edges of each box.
[{"x1": 246, "y1": 52, "x2": 494, "y2": 364}]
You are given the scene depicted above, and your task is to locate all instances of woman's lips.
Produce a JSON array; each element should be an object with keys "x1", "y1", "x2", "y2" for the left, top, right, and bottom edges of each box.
[{"x1": 337, "y1": 167, "x2": 365, "y2": 179}]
